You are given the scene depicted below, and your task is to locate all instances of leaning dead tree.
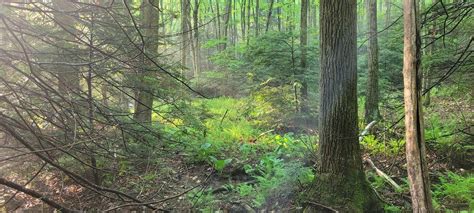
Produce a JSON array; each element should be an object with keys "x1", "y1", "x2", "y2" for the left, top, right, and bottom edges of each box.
[{"x1": 402, "y1": 0, "x2": 434, "y2": 211}]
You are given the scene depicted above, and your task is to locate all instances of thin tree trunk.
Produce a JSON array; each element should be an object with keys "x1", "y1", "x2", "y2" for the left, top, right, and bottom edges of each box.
[
  {"x1": 215, "y1": 0, "x2": 222, "y2": 40},
  {"x1": 385, "y1": 0, "x2": 392, "y2": 27},
  {"x1": 247, "y1": 0, "x2": 252, "y2": 44},
  {"x1": 402, "y1": 0, "x2": 434, "y2": 211},
  {"x1": 300, "y1": 0, "x2": 309, "y2": 113},
  {"x1": 277, "y1": 0, "x2": 282, "y2": 31},
  {"x1": 87, "y1": 7, "x2": 100, "y2": 185},
  {"x1": 265, "y1": 0, "x2": 274, "y2": 32},
  {"x1": 223, "y1": 0, "x2": 232, "y2": 49},
  {"x1": 423, "y1": 0, "x2": 437, "y2": 106},
  {"x1": 241, "y1": 0, "x2": 247, "y2": 40},
  {"x1": 255, "y1": 0, "x2": 260, "y2": 36},
  {"x1": 192, "y1": 0, "x2": 201, "y2": 79},
  {"x1": 364, "y1": 0, "x2": 380, "y2": 123},
  {"x1": 181, "y1": 0, "x2": 191, "y2": 67},
  {"x1": 134, "y1": 0, "x2": 159, "y2": 124}
]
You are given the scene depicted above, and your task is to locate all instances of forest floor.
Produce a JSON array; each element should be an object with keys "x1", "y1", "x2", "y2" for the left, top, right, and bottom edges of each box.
[{"x1": 1, "y1": 91, "x2": 473, "y2": 212}]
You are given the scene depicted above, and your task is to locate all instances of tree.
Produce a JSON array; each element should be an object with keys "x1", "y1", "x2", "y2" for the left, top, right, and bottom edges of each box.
[
  {"x1": 192, "y1": 0, "x2": 201, "y2": 79},
  {"x1": 255, "y1": 0, "x2": 260, "y2": 36},
  {"x1": 52, "y1": 0, "x2": 80, "y2": 97},
  {"x1": 402, "y1": 0, "x2": 434, "y2": 211},
  {"x1": 299, "y1": 0, "x2": 309, "y2": 113},
  {"x1": 223, "y1": 0, "x2": 232, "y2": 49},
  {"x1": 181, "y1": 0, "x2": 191, "y2": 66},
  {"x1": 310, "y1": 0, "x2": 383, "y2": 211},
  {"x1": 265, "y1": 0, "x2": 274, "y2": 32},
  {"x1": 364, "y1": 0, "x2": 380, "y2": 123},
  {"x1": 134, "y1": 0, "x2": 159, "y2": 124}
]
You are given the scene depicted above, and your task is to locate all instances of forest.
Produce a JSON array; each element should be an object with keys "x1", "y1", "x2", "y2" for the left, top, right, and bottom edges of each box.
[{"x1": 0, "y1": 0, "x2": 472, "y2": 212}]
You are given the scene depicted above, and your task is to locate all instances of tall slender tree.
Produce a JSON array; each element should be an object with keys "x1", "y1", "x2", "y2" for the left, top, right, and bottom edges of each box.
[
  {"x1": 255, "y1": 0, "x2": 260, "y2": 36},
  {"x1": 402, "y1": 0, "x2": 434, "y2": 211},
  {"x1": 311, "y1": 0, "x2": 383, "y2": 211},
  {"x1": 265, "y1": 0, "x2": 274, "y2": 32},
  {"x1": 52, "y1": 0, "x2": 80, "y2": 96},
  {"x1": 365, "y1": 0, "x2": 380, "y2": 123},
  {"x1": 134, "y1": 0, "x2": 159, "y2": 124},
  {"x1": 223, "y1": 0, "x2": 232, "y2": 49},
  {"x1": 299, "y1": 0, "x2": 309, "y2": 113},
  {"x1": 181, "y1": 0, "x2": 191, "y2": 66},
  {"x1": 192, "y1": 0, "x2": 201, "y2": 79}
]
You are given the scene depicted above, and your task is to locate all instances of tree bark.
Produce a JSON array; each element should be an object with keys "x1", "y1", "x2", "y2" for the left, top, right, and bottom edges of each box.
[
  {"x1": 265, "y1": 0, "x2": 274, "y2": 32},
  {"x1": 223, "y1": 0, "x2": 232, "y2": 49},
  {"x1": 402, "y1": 0, "x2": 434, "y2": 211},
  {"x1": 385, "y1": 0, "x2": 392, "y2": 27},
  {"x1": 364, "y1": 0, "x2": 380, "y2": 124},
  {"x1": 310, "y1": 0, "x2": 383, "y2": 211},
  {"x1": 299, "y1": 0, "x2": 309, "y2": 113},
  {"x1": 247, "y1": 0, "x2": 252, "y2": 44},
  {"x1": 181, "y1": 0, "x2": 191, "y2": 66},
  {"x1": 192, "y1": 0, "x2": 201, "y2": 79},
  {"x1": 52, "y1": 0, "x2": 81, "y2": 95},
  {"x1": 255, "y1": 0, "x2": 260, "y2": 36},
  {"x1": 423, "y1": 0, "x2": 437, "y2": 106},
  {"x1": 134, "y1": 0, "x2": 159, "y2": 124}
]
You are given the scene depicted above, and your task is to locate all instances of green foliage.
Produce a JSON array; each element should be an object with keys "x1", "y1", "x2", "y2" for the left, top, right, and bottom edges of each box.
[
  {"x1": 188, "y1": 189, "x2": 217, "y2": 211},
  {"x1": 361, "y1": 135, "x2": 405, "y2": 156},
  {"x1": 209, "y1": 156, "x2": 233, "y2": 173},
  {"x1": 433, "y1": 172, "x2": 474, "y2": 211},
  {"x1": 384, "y1": 204, "x2": 402, "y2": 213}
]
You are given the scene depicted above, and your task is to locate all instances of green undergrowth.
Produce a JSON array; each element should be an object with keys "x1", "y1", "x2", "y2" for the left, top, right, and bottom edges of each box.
[{"x1": 169, "y1": 97, "x2": 317, "y2": 210}]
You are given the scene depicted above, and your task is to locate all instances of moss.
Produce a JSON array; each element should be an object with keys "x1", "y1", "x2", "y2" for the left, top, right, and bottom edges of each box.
[{"x1": 301, "y1": 171, "x2": 383, "y2": 212}]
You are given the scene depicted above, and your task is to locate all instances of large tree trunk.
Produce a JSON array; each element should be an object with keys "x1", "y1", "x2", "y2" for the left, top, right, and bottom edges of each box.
[
  {"x1": 309, "y1": 0, "x2": 383, "y2": 211},
  {"x1": 402, "y1": 0, "x2": 434, "y2": 211},
  {"x1": 299, "y1": 0, "x2": 309, "y2": 113},
  {"x1": 364, "y1": 0, "x2": 380, "y2": 124},
  {"x1": 134, "y1": 0, "x2": 159, "y2": 124}
]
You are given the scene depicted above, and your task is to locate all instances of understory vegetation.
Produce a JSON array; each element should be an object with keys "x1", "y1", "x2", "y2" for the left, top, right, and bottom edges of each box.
[{"x1": 0, "y1": 0, "x2": 472, "y2": 212}]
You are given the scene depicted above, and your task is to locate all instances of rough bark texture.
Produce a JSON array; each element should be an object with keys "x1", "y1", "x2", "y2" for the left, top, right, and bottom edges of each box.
[
  {"x1": 192, "y1": 0, "x2": 201, "y2": 79},
  {"x1": 299, "y1": 0, "x2": 309, "y2": 113},
  {"x1": 181, "y1": 0, "x2": 191, "y2": 64},
  {"x1": 134, "y1": 0, "x2": 159, "y2": 124},
  {"x1": 308, "y1": 0, "x2": 383, "y2": 211},
  {"x1": 364, "y1": 0, "x2": 380, "y2": 124},
  {"x1": 402, "y1": 0, "x2": 434, "y2": 212}
]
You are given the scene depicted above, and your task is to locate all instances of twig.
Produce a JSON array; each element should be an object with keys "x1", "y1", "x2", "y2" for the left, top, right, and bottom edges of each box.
[
  {"x1": 0, "y1": 177, "x2": 78, "y2": 213},
  {"x1": 304, "y1": 201, "x2": 339, "y2": 212},
  {"x1": 360, "y1": 121, "x2": 402, "y2": 192},
  {"x1": 104, "y1": 172, "x2": 214, "y2": 212},
  {"x1": 219, "y1": 109, "x2": 229, "y2": 128},
  {"x1": 365, "y1": 158, "x2": 402, "y2": 192}
]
